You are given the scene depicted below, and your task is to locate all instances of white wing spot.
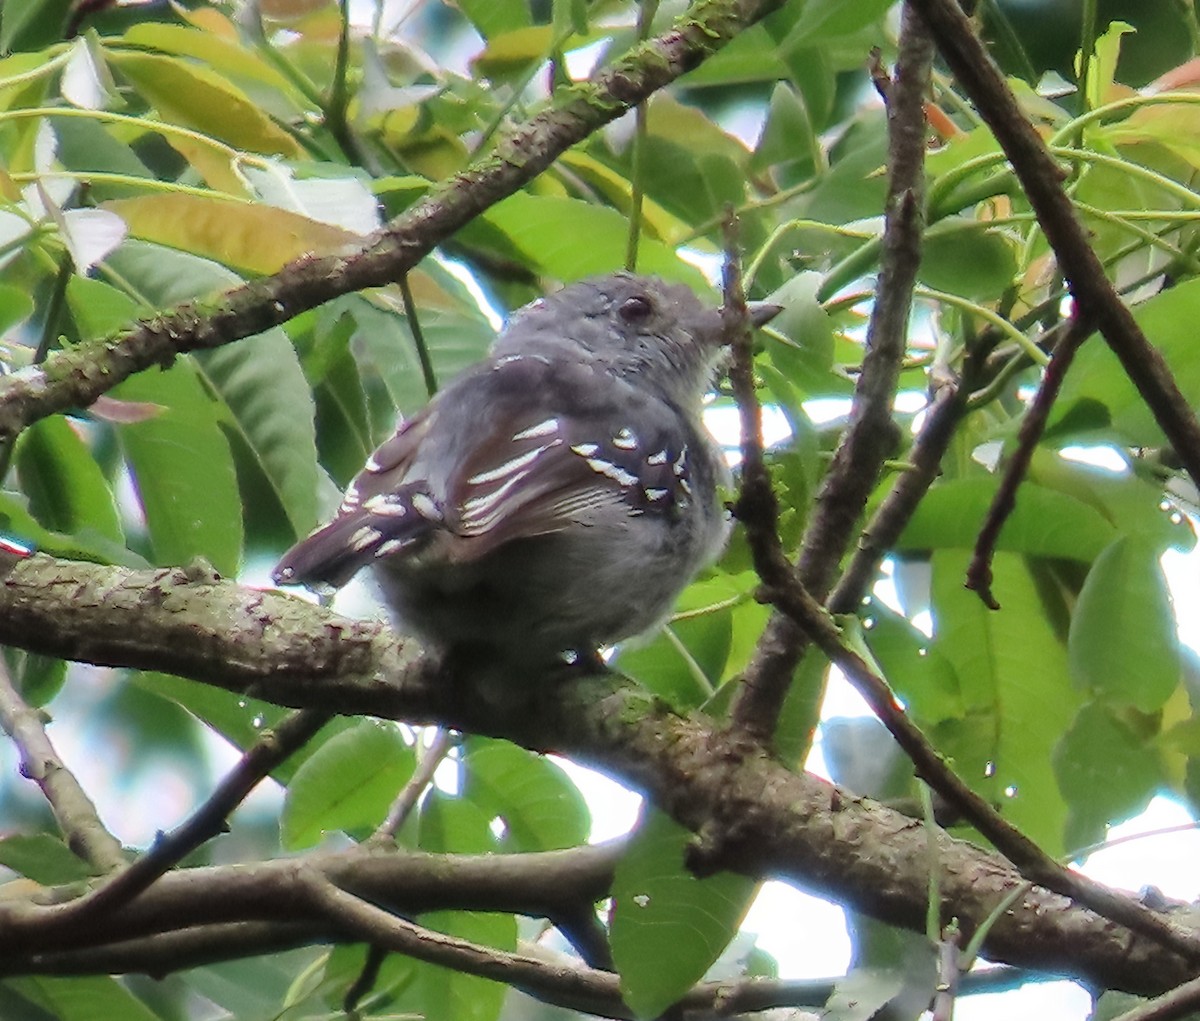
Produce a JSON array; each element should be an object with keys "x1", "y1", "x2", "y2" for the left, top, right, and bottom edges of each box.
[
  {"x1": 585, "y1": 457, "x2": 639, "y2": 488},
  {"x1": 645, "y1": 487, "x2": 670, "y2": 502},
  {"x1": 364, "y1": 494, "x2": 409, "y2": 517},
  {"x1": 462, "y1": 472, "x2": 530, "y2": 520},
  {"x1": 411, "y1": 493, "x2": 442, "y2": 520},
  {"x1": 512, "y1": 418, "x2": 559, "y2": 441},
  {"x1": 364, "y1": 453, "x2": 383, "y2": 472},
  {"x1": 571, "y1": 442, "x2": 600, "y2": 457},
  {"x1": 468, "y1": 444, "x2": 549, "y2": 485},
  {"x1": 349, "y1": 526, "x2": 381, "y2": 552},
  {"x1": 646, "y1": 449, "x2": 669, "y2": 466},
  {"x1": 374, "y1": 538, "x2": 406, "y2": 558},
  {"x1": 612, "y1": 427, "x2": 637, "y2": 450}
]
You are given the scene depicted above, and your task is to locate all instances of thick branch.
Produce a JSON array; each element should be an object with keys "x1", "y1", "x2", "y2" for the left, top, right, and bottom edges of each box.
[
  {"x1": 2, "y1": 554, "x2": 1200, "y2": 994},
  {"x1": 0, "y1": 0, "x2": 783, "y2": 443}
]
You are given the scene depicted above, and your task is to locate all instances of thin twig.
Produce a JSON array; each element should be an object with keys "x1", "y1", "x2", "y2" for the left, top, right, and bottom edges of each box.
[
  {"x1": 0, "y1": 659, "x2": 126, "y2": 872},
  {"x1": 296, "y1": 869, "x2": 635, "y2": 1016},
  {"x1": 930, "y1": 923, "x2": 963, "y2": 1021},
  {"x1": 370, "y1": 727, "x2": 456, "y2": 843},
  {"x1": 965, "y1": 316, "x2": 1089, "y2": 607},
  {"x1": 826, "y1": 376, "x2": 966, "y2": 614},
  {"x1": 731, "y1": 3, "x2": 933, "y2": 739},
  {"x1": 55, "y1": 708, "x2": 330, "y2": 921},
  {"x1": 399, "y1": 275, "x2": 439, "y2": 398},
  {"x1": 1110, "y1": 975, "x2": 1200, "y2": 1021},
  {"x1": 910, "y1": 0, "x2": 1200, "y2": 497}
]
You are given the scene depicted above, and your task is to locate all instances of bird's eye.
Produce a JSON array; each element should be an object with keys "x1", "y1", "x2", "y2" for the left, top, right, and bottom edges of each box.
[{"x1": 618, "y1": 295, "x2": 653, "y2": 323}]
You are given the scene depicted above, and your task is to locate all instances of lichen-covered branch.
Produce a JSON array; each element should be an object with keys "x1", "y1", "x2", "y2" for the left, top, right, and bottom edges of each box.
[
  {"x1": 1, "y1": 552, "x2": 1198, "y2": 994},
  {"x1": 0, "y1": 0, "x2": 783, "y2": 444}
]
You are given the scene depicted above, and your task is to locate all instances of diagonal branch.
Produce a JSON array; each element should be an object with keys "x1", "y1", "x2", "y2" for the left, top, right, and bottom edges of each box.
[
  {"x1": 0, "y1": 658, "x2": 126, "y2": 872},
  {"x1": 965, "y1": 317, "x2": 1089, "y2": 607},
  {"x1": 908, "y1": 0, "x2": 1200, "y2": 493},
  {"x1": 64, "y1": 707, "x2": 331, "y2": 921},
  {"x1": 0, "y1": 0, "x2": 784, "y2": 443}
]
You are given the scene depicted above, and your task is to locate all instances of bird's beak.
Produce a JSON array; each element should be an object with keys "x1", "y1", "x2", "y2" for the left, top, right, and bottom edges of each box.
[{"x1": 748, "y1": 302, "x2": 783, "y2": 328}]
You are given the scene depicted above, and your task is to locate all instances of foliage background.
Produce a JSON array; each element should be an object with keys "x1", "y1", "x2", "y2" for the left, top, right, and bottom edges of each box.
[{"x1": 0, "y1": 0, "x2": 1199, "y2": 1019}]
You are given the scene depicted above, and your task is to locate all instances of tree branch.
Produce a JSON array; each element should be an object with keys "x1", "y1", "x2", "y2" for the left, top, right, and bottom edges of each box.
[
  {"x1": 2, "y1": 555, "x2": 1200, "y2": 993},
  {"x1": 0, "y1": 0, "x2": 784, "y2": 444},
  {"x1": 909, "y1": 0, "x2": 1200, "y2": 492},
  {"x1": 732, "y1": 3, "x2": 933, "y2": 735},
  {"x1": 0, "y1": 658, "x2": 126, "y2": 872},
  {"x1": 965, "y1": 317, "x2": 1089, "y2": 608}
]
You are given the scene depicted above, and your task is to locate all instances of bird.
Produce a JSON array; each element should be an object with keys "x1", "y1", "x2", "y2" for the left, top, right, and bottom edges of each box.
[{"x1": 273, "y1": 272, "x2": 780, "y2": 671}]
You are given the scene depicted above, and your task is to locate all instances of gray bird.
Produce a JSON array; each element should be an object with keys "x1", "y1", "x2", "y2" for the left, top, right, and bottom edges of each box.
[{"x1": 273, "y1": 272, "x2": 779, "y2": 670}]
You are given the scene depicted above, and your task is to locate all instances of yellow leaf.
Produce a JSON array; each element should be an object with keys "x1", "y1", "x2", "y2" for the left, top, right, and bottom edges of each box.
[
  {"x1": 107, "y1": 51, "x2": 302, "y2": 158},
  {"x1": 104, "y1": 194, "x2": 360, "y2": 274}
]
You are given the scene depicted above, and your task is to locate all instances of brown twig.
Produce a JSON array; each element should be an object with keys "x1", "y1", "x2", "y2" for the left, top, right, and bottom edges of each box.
[
  {"x1": 0, "y1": 658, "x2": 125, "y2": 872},
  {"x1": 909, "y1": 0, "x2": 1200, "y2": 494},
  {"x1": 965, "y1": 317, "x2": 1089, "y2": 608},
  {"x1": 1110, "y1": 975, "x2": 1200, "y2": 1021},
  {"x1": 296, "y1": 868, "x2": 636, "y2": 1016},
  {"x1": 370, "y1": 727, "x2": 457, "y2": 843},
  {"x1": 930, "y1": 924, "x2": 963, "y2": 1021},
  {"x1": 826, "y1": 376, "x2": 966, "y2": 614},
  {"x1": 62, "y1": 707, "x2": 331, "y2": 921},
  {"x1": 731, "y1": 2, "x2": 933, "y2": 739}
]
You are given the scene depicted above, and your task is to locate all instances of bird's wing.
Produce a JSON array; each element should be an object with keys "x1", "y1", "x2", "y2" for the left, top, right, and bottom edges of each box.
[
  {"x1": 272, "y1": 355, "x2": 700, "y2": 585},
  {"x1": 272, "y1": 406, "x2": 438, "y2": 588},
  {"x1": 441, "y1": 393, "x2": 697, "y2": 561}
]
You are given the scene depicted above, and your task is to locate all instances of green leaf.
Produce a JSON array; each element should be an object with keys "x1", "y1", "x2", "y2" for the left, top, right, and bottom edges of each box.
[
  {"x1": 1052, "y1": 278, "x2": 1200, "y2": 446},
  {"x1": 894, "y1": 477, "x2": 1116, "y2": 562},
  {"x1": 462, "y1": 738, "x2": 590, "y2": 851},
  {"x1": 930, "y1": 550, "x2": 1082, "y2": 854},
  {"x1": 455, "y1": 0, "x2": 531, "y2": 38},
  {"x1": 611, "y1": 810, "x2": 756, "y2": 1019},
  {"x1": 119, "y1": 23, "x2": 305, "y2": 106},
  {"x1": 346, "y1": 293, "x2": 494, "y2": 416},
  {"x1": 479, "y1": 193, "x2": 711, "y2": 289},
  {"x1": 14, "y1": 416, "x2": 123, "y2": 544},
  {"x1": 0, "y1": 491, "x2": 143, "y2": 567},
  {"x1": 6, "y1": 976, "x2": 162, "y2": 1021},
  {"x1": 66, "y1": 276, "x2": 140, "y2": 339},
  {"x1": 762, "y1": 271, "x2": 839, "y2": 397},
  {"x1": 410, "y1": 910, "x2": 517, "y2": 1021},
  {"x1": 863, "y1": 599, "x2": 964, "y2": 725},
  {"x1": 784, "y1": 0, "x2": 894, "y2": 45},
  {"x1": 419, "y1": 789, "x2": 499, "y2": 854},
  {"x1": 0, "y1": 283, "x2": 33, "y2": 334},
  {"x1": 1068, "y1": 537, "x2": 1180, "y2": 712},
  {"x1": 920, "y1": 221, "x2": 1019, "y2": 301},
  {"x1": 1055, "y1": 702, "x2": 1162, "y2": 850},
  {"x1": 106, "y1": 50, "x2": 302, "y2": 158},
  {"x1": 751, "y1": 81, "x2": 816, "y2": 173},
  {"x1": 0, "y1": 834, "x2": 94, "y2": 884},
  {"x1": 195, "y1": 332, "x2": 319, "y2": 542},
  {"x1": 113, "y1": 358, "x2": 243, "y2": 575},
  {"x1": 4, "y1": 646, "x2": 68, "y2": 708},
  {"x1": 282, "y1": 720, "x2": 416, "y2": 849}
]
